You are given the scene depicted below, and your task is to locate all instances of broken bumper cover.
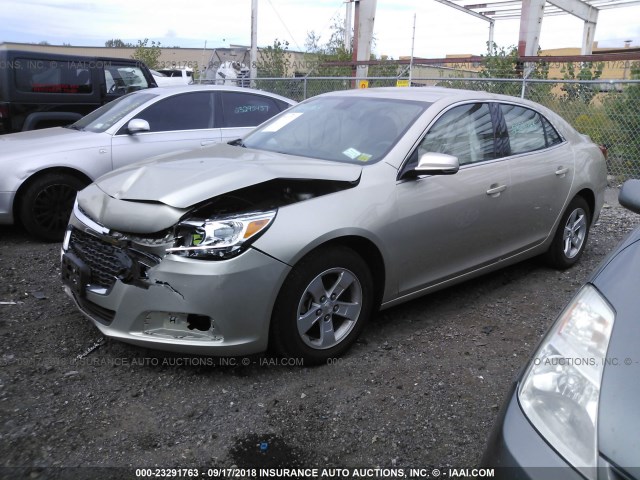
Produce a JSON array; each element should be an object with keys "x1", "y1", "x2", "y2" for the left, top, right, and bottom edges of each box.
[{"x1": 62, "y1": 213, "x2": 291, "y2": 356}]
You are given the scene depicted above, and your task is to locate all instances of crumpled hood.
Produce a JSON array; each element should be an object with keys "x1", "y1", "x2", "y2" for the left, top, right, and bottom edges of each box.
[
  {"x1": 77, "y1": 143, "x2": 362, "y2": 233},
  {"x1": 0, "y1": 127, "x2": 102, "y2": 157},
  {"x1": 93, "y1": 143, "x2": 362, "y2": 209}
]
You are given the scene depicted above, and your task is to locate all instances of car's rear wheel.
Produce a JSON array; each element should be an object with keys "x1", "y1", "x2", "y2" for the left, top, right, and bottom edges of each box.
[
  {"x1": 270, "y1": 246, "x2": 374, "y2": 365},
  {"x1": 545, "y1": 196, "x2": 591, "y2": 269},
  {"x1": 19, "y1": 173, "x2": 87, "y2": 242}
]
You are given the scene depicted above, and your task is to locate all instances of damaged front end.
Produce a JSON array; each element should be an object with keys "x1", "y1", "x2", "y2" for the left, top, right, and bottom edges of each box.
[{"x1": 61, "y1": 176, "x2": 357, "y2": 353}]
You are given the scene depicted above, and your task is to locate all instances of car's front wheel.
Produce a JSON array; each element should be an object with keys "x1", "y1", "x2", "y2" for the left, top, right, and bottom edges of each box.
[
  {"x1": 19, "y1": 173, "x2": 87, "y2": 242},
  {"x1": 270, "y1": 246, "x2": 374, "y2": 365},
  {"x1": 545, "y1": 196, "x2": 591, "y2": 269}
]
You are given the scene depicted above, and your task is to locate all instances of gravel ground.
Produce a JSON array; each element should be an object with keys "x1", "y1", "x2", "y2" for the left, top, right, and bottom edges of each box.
[{"x1": 1, "y1": 188, "x2": 639, "y2": 479}]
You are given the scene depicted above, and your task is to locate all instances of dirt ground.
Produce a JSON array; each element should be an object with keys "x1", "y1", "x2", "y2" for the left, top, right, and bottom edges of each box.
[{"x1": 1, "y1": 188, "x2": 638, "y2": 479}]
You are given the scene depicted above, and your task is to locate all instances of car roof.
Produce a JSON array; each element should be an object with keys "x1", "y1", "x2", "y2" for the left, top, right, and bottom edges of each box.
[
  {"x1": 137, "y1": 84, "x2": 296, "y2": 104},
  {"x1": 321, "y1": 86, "x2": 531, "y2": 105},
  {"x1": 317, "y1": 86, "x2": 567, "y2": 126}
]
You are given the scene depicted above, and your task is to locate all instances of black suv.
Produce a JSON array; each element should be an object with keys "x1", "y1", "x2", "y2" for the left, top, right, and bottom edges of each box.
[{"x1": 0, "y1": 50, "x2": 157, "y2": 134}]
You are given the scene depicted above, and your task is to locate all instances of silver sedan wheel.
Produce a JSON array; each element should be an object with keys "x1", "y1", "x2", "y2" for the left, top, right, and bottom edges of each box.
[
  {"x1": 296, "y1": 267, "x2": 363, "y2": 350},
  {"x1": 563, "y1": 207, "x2": 588, "y2": 259}
]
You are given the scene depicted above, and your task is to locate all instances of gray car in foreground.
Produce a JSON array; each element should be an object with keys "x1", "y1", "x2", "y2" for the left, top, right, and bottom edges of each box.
[
  {"x1": 481, "y1": 180, "x2": 640, "y2": 480},
  {"x1": 0, "y1": 85, "x2": 294, "y2": 240},
  {"x1": 61, "y1": 87, "x2": 607, "y2": 364}
]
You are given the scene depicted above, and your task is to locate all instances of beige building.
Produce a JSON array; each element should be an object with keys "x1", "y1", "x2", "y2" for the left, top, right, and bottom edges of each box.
[
  {"x1": 0, "y1": 42, "x2": 315, "y2": 78},
  {"x1": 443, "y1": 43, "x2": 639, "y2": 80},
  {"x1": 2, "y1": 42, "x2": 493, "y2": 80},
  {"x1": 540, "y1": 43, "x2": 640, "y2": 80}
]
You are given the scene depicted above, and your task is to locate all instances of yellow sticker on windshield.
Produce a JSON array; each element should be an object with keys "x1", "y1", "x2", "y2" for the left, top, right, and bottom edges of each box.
[{"x1": 357, "y1": 153, "x2": 372, "y2": 162}]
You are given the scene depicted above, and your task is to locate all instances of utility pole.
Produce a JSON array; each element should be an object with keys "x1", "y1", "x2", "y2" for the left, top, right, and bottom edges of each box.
[{"x1": 250, "y1": 0, "x2": 258, "y2": 83}]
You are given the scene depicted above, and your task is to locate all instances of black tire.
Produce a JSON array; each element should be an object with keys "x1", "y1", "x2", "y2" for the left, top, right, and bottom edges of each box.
[
  {"x1": 270, "y1": 246, "x2": 374, "y2": 365},
  {"x1": 19, "y1": 173, "x2": 87, "y2": 242},
  {"x1": 545, "y1": 196, "x2": 591, "y2": 270}
]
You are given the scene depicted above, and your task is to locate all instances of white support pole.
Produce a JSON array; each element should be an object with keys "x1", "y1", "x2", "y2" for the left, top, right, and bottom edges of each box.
[
  {"x1": 250, "y1": 0, "x2": 258, "y2": 83},
  {"x1": 488, "y1": 20, "x2": 495, "y2": 49},
  {"x1": 355, "y1": 0, "x2": 377, "y2": 80},
  {"x1": 518, "y1": 0, "x2": 545, "y2": 83},
  {"x1": 546, "y1": 0, "x2": 599, "y2": 54},
  {"x1": 345, "y1": 1, "x2": 353, "y2": 52},
  {"x1": 518, "y1": 0, "x2": 545, "y2": 57},
  {"x1": 581, "y1": 18, "x2": 598, "y2": 54}
]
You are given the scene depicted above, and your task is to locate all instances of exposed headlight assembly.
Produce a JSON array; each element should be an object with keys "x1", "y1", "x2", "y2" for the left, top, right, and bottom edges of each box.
[
  {"x1": 167, "y1": 210, "x2": 276, "y2": 260},
  {"x1": 518, "y1": 284, "x2": 615, "y2": 479}
]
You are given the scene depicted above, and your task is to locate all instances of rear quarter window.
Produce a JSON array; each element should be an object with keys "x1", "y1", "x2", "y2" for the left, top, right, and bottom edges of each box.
[
  {"x1": 104, "y1": 64, "x2": 150, "y2": 94},
  {"x1": 541, "y1": 116, "x2": 563, "y2": 147}
]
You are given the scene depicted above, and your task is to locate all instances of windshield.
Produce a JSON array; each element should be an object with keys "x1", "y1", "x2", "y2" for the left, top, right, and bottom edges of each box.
[
  {"x1": 242, "y1": 96, "x2": 428, "y2": 164},
  {"x1": 70, "y1": 92, "x2": 158, "y2": 133}
]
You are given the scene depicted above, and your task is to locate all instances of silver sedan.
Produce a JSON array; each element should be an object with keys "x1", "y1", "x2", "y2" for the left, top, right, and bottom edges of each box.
[
  {"x1": 61, "y1": 87, "x2": 607, "y2": 364},
  {"x1": 0, "y1": 85, "x2": 295, "y2": 240}
]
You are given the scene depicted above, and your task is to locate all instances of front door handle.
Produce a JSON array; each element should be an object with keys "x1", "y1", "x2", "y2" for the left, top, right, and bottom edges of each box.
[
  {"x1": 486, "y1": 184, "x2": 507, "y2": 197},
  {"x1": 201, "y1": 140, "x2": 218, "y2": 146},
  {"x1": 555, "y1": 167, "x2": 569, "y2": 176}
]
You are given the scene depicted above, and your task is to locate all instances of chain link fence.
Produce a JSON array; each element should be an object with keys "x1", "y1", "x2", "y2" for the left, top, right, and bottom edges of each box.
[{"x1": 248, "y1": 76, "x2": 640, "y2": 180}]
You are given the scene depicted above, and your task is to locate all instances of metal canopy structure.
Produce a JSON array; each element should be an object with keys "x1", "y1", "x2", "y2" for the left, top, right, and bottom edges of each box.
[
  {"x1": 454, "y1": 0, "x2": 640, "y2": 19},
  {"x1": 437, "y1": 0, "x2": 640, "y2": 56}
]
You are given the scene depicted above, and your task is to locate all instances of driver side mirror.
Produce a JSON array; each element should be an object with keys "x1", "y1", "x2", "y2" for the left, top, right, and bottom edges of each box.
[
  {"x1": 416, "y1": 152, "x2": 459, "y2": 175},
  {"x1": 402, "y1": 152, "x2": 459, "y2": 179},
  {"x1": 127, "y1": 119, "x2": 150, "y2": 135}
]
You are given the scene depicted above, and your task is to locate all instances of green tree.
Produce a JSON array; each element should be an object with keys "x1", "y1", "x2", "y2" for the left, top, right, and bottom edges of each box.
[
  {"x1": 603, "y1": 62, "x2": 640, "y2": 178},
  {"x1": 105, "y1": 38, "x2": 132, "y2": 48},
  {"x1": 437, "y1": 42, "x2": 551, "y2": 100},
  {"x1": 560, "y1": 61, "x2": 604, "y2": 103},
  {"x1": 478, "y1": 42, "x2": 548, "y2": 79},
  {"x1": 304, "y1": 15, "x2": 396, "y2": 82},
  {"x1": 258, "y1": 38, "x2": 291, "y2": 77},
  {"x1": 256, "y1": 39, "x2": 295, "y2": 98},
  {"x1": 304, "y1": 16, "x2": 352, "y2": 77},
  {"x1": 131, "y1": 38, "x2": 162, "y2": 69}
]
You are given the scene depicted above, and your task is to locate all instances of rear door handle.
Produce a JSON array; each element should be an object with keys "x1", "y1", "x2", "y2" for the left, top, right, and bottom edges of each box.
[
  {"x1": 486, "y1": 184, "x2": 507, "y2": 197},
  {"x1": 201, "y1": 140, "x2": 218, "y2": 146},
  {"x1": 555, "y1": 167, "x2": 569, "y2": 176}
]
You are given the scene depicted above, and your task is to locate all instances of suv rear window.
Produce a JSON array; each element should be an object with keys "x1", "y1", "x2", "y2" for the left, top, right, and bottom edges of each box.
[{"x1": 15, "y1": 58, "x2": 93, "y2": 94}]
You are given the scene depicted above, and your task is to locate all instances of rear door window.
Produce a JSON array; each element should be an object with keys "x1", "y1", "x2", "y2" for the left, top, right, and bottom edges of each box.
[
  {"x1": 15, "y1": 58, "x2": 93, "y2": 94},
  {"x1": 500, "y1": 104, "x2": 547, "y2": 155},
  {"x1": 220, "y1": 92, "x2": 281, "y2": 128}
]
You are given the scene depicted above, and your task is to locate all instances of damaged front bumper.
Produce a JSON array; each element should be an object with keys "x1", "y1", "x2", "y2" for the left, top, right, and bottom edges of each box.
[{"x1": 61, "y1": 207, "x2": 291, "y2": 356}]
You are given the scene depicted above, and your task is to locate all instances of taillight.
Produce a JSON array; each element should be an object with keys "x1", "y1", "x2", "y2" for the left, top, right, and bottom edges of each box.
[{"x1": 0, "y1": 104, "x2": 8, "y2": 119}]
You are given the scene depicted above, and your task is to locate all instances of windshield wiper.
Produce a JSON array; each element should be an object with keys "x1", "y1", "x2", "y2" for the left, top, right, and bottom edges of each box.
[
  {"x1": 227, "y1": 138, "x2": 246, "y2": 147},
  {"x1": 64, "y1": 124, "x2": 83, "y2": 131}
]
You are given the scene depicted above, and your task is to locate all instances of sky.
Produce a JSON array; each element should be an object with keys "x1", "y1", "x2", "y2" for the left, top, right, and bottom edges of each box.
[{"x1": 1, "y1": 0, "x2": 639, "y2": 58}]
